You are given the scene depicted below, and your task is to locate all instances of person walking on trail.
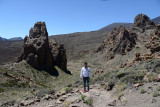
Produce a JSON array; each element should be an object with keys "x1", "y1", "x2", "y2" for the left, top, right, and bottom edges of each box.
[{"x1": 80, "y1": 62, "x2": 90, "y2": 92}]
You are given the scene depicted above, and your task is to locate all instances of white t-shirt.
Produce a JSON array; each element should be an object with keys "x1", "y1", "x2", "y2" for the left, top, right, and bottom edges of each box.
[{"x1": 80, "y1": 67, "x2": 90, "y2": 78}]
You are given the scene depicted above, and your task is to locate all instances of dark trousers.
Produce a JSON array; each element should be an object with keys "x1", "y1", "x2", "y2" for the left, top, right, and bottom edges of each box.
[{"x1": 83, "y1": 77, "x2": 89, "y2": 91}]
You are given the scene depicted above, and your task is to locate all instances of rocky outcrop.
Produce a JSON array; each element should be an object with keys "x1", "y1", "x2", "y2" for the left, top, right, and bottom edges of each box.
[
  {"x1": 146, "y1": 23, "x2": 160, "y2": 55},
  {"x1": 17, "y1": 22, "x2": 67, "y2": 72},
  {"x1": 49, "y1": 40, "x2": 67, "y2": 70},
  {"x1": 134, "y1": 14, "x2": 155, "y2": 27},
  {"x1": 97, "y1": 26, "x2": 137, "y2": 59}
]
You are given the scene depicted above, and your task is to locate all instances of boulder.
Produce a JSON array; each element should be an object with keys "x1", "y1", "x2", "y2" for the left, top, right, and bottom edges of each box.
[
  {"x1": 157, "y1": 74, "x2": 160, "y2": 82},
  {"x1": 17, "y1": 22, "x2": 67, "y2": 73},
  {"x1": 133, "y1": 83, "x2": 142, "y2": 87},
  {"x1": 55, "y1": 99, "x2": 63, "y2": 104},
  {"x1": 108, "y1": 100, "x2": 116, "y2": 106}
]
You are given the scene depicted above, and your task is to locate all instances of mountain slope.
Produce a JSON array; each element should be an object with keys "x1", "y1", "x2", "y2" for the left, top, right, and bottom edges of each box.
[
  {"x1": 152, "y1": 16, "x2": 160, "y2": 25},
  {"x1": 50, "y1": 30, "x2": 110, "y2": 60},
  {"x1": 99, "y1": 16, "x2": 160, "y2": 31},
  {"x1": 0, "y1": 37, "x2": 7, "y2": 41},
  {"x1": 1, "y1": 16, "x2": 160, "y2": 62},
  {"x1": 8, "y1": 37, "x2": 23, "y2": 41},
  {"x1": 99, "y1": 23, "x2": 133, "y2": 31},
  {"x1": 0, "y1": 37, "x2": 23, "y2": 42}
]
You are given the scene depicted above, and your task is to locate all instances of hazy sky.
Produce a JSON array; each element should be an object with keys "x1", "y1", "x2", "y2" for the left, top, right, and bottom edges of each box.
[{"x1": 0, "y1": 0, "x2": 159, "y2": 39}]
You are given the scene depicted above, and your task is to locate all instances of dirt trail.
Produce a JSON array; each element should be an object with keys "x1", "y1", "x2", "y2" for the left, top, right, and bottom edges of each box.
[
  {"x1": 19, "y1": 82, "x2": 160, "y2": 107},
  {"x1": 25, "y1": 84, "x2": 116, "y2": 107}
]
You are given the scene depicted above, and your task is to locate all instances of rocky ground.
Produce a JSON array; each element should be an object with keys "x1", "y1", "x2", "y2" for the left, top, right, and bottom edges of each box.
[{"x1": 9, "y1": 82, "x2": 159, "y2": 107}]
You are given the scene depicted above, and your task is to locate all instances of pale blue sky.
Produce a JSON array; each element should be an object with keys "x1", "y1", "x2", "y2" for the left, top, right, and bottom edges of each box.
[{"x1": 0, "y1": 0, "x2": 159, "y2": 39}]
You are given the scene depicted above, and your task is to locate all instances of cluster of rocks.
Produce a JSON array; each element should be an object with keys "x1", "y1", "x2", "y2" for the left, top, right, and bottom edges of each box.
[
  {"x1": 97, "y1": 26, "x2": 137, "y2": 59},
  {"x1": 146, "y1": 23, "x2": 160, "y2": 58},
  {"x1": 92, "y1": 68, "x2": 104, "y2": 78},
  {"x1": 120, "y1": 53, "x2": 153, "y2": 68},
  {"x1": 96, "y1": 14, "x2": 157, "y2": 60},
  {"x1": 19, "y1": 87, "x2": 81, "y2": 107},
  {"x1": 120, "y1": 60, "x2": 133, "y2": 68},
  {"x1": 134, "y1": 53, "x2": 153, "y2": 62},
  {"x1": 17, "y1": 22, "x2": 67, "y2": 72}
]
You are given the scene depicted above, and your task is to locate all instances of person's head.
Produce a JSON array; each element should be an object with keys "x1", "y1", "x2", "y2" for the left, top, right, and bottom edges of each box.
[{"x1": 84, "y1": 62, "x2": 88, "y2": 68}]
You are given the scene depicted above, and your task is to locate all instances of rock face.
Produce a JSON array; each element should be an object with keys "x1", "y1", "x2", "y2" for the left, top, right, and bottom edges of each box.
[
  {"x1": 134, "y1": 14, "x2": 155, "y2": 27},
  {"x1": 97, "y1": 26, "x2": 136, "y2": 59},
  {"x1": 17, "y1": 22, "x2": 67, "y2": 72},
  {"x1": 146, "y1": 23, "x2": 160, "y2": 56},
  {"x1": 49, "y1": 40, "x2": 67, "y2": 70}
]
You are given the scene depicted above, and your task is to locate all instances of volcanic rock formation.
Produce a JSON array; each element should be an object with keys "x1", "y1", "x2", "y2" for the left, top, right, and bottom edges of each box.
[
  {"x1": 146, "y1": 23, "x2": 160, "y2": 56},
  {"x1": 134, "y1": 14, "x2": 155, "y2": 27},
  {"x1": 17, "y1": 22, "x2": 67, "y2": 72},
  {"x1": 49, "y1": 40, "x2": 67, "y2": 70},
  {"x1": 97, "y1": 26, "x2": 137, "y2": 59}
]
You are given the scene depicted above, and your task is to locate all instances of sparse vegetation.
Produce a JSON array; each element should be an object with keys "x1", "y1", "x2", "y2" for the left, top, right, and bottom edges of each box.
[
  {"x1": 64, "y1": 100, "x2": 71, "y2": 107},
  {"x1": 84, "y1": 98, "x2": 93, "y2": 105},
  {"x1": 65, "y1": 87, "x2": 73, "y2": 93},
  {"x1": 117, "y1": 91, "x2": 124, "y2": 99},
  {"x1": 81, "y1": 95, "x2": 86, "y2": 100},
  {"x1": 153, "y1": 86, "x2": 160, "y2": 97},
  {"x1": 116, "y1": 83, "x2": 127, "y2": 92},
  {"x1": 155, "y1": 66, "x2": 160, "y2": 74},
  {"x1": 0, "y1": 87, "x2": 5, "y2": 93},
  {"x1": 140, "y1": 89, "x2": 147, "y2": 94},
  {"x1": 153, "y1": 90, "x2": 160, "y2": 97},
  {"x1": 147, "y1": 72, "x2": 157, "y2": 82},
  {"x1": 0, "y1": 79, "x2": 30, "y2": 88},
  {"x1": 116, "y1": 71, "x2": 128, "y2": 79}
]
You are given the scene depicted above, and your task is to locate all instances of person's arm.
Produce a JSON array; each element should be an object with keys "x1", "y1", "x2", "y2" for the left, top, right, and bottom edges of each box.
[
  {"x1": 80, "y1": 68, "x2": 83, "y2": 78},
  {"x1": 88, "y1": 68, "x2": 90, "y2": 78}
]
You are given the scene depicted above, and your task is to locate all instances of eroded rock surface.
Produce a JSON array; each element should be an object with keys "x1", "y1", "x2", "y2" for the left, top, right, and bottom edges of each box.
[
  {"x1": 97, "y1": 26, "x2": 136, "y2": 59},
  {"x1": 134, "y1": 14, "x2": 155, "y2": 27},
  {"x1": 146, "y1": 23, "x2": 160, "y2": 54},
  {"x1": 17, "y1": 22, "x2": 67, "y2": 72}
]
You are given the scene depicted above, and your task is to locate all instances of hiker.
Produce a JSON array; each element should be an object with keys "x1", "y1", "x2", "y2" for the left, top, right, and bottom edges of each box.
[{"x1": 80, "y1": 62, "x2": 90, "y2": 92}]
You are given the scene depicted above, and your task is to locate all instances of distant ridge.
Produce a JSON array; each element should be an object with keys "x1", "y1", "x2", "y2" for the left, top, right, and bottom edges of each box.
[
  {"x1": 99, "y1": 23, "x2": 133, "y2": 31},
  {"x1": 0, "y1": 37, "x2": 7, "y2": 41},
  {"x1": 151, "y1": 16, "x2": 160, "y2": 25},
  {"x1": 99, "y1": 16, "x2": 160, "y2": 31},
  {"x1": 8, "y1": 37, "x2": 23, "y2": 41},
  {"x1": 0, "y1": 37, "x2": 23, "y2": 42}
]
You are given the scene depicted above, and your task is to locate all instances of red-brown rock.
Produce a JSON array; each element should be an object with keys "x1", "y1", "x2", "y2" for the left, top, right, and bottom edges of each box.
[{"x1": 146, "y1": 23, "x2": 160, "y2": 54}]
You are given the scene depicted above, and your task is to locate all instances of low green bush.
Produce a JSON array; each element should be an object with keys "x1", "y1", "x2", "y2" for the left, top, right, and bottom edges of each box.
[
  {"x1": 117, "y1": 91, "x2": 124, "y2": 99},
  {"x1": 153, "y1": 86, "x2": 160, "y2": 97},
  {"x1": 65, "y1": 87, "x2": 73, "y2": 93},
  {"x1": 116, "y1": 83, "x2": 127, "y2": 92},
  {"x1": 0, "y1": 87, "x2": 5, "y2": 93},
  {"x1": 147, "y1": 73, "x2": 157, "y2": 82},
  {"x1": 81, "y1": 95, "x2": 86, "y2": 100},
  {"x1": 140, "y1": 89, "x2": 146, "y2": 94},
  {"x1": 0, "y1": 79, "x2": 30, "y2": 88},
  {"x1": 153, "y1": 90, "x2": 160, "y2": 97},
  {"x1": 84, "y1": 99, "x2": 93, "y2": 105}
]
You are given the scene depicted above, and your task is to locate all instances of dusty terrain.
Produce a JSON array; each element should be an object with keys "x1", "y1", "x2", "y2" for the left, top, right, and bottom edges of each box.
[{"x1": 0, "y1": 14, "x2": 160, "y2": 107}]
